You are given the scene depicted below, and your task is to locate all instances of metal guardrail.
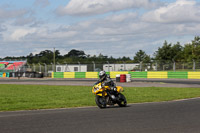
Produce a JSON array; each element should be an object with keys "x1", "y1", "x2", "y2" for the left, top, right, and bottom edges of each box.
[{"x1": 1, "y1": 60, "x2": 200, "y2": 77}]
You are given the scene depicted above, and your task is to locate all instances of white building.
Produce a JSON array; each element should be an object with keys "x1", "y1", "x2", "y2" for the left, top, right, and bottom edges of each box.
[
  {"x1": 103, "y1": 63, "x2": 140, "y2": 72},
  {"x1": 56, "y1": 64, "x2": 87, "y2": 72}
]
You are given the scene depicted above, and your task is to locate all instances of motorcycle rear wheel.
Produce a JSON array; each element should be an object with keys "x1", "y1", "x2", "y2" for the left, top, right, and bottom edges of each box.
[
  {"x1": 117, "y1": 93, "x2": 127, "y2": 107},
  {"x1": 95, "y1": 95, "x2": 106, "y2": 109}
]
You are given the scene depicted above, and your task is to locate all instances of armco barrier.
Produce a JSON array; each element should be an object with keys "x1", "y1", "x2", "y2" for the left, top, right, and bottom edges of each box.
[
  {"x1": 168, "y1": 72, "x2": 188, "y2": 79},
  {"x1": 53, "y1": 72, "x2": 64, "y2": 78},
  {"x1": 0, "y1": 72, "x2": 9, "y2": 78},
  {"x1": 6, "y1": 72, "x2": 9, "y2": 77},
  {"x1": 75, "y1": 72, "x2": 86, "y2": 78},
  {"x1": 1, "y1": 71, "x2": 199, "y2": 79},
  {"x1": 110, "y1": 71, "x2": 129, "y2": 78},
  {"x1": 64, "y1": 72, "x2": 75, "y2": 78},
  {"x1": 52, "y1": 72, "x2": 54, "y2": 78},
  {"x1": 85, "y1": 72, "x2": 98, "y2": 78},
  {"x1": 0, "y1": 72, "x2": 46, "y2": 78},
  {"x1": 148, "y1": 72, "x2": 168, "y2": 79},
  {"x1": 7, "y1": 72, "x2": 43, "y2": 78},
  {"x1": 188, "y1": 72, "x2": 200, "y2": 79},
  {"x1": 51, "y1": 71, "x2": 200, "y2": 80},
  {"x1": 129, "y1": 71, "x2": 147, "y2": 78}
]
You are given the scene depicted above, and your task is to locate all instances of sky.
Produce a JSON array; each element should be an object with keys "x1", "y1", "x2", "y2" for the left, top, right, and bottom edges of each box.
[{"x1": 0, "y1": 0, "x2": 200, "y2": 58}]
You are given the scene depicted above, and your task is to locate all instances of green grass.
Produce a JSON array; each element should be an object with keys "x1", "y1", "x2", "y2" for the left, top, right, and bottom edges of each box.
[
  {"x1": 124, "y1": 87, "x2": 200, "y2": 103},
  {"x1": 1, "y1": 84, "x2": 200, "y2": 111}
]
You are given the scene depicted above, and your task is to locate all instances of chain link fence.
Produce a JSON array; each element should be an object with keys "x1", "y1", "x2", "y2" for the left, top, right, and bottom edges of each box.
[
  {"x1": 16, "y1": 61, "x2": 200, "y2": 73},
  {"x1": 1, "y1": 61, "x2": 199, "y2": 77}
]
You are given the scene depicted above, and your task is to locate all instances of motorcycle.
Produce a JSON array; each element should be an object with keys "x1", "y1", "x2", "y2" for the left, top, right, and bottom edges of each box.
[{"x1": 92, "y1": 82, "x2": 127, "y2": 108}]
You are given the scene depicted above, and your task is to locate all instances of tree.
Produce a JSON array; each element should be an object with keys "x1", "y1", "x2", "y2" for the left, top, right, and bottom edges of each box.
[
  {"x1": 154, "y1": 41, "x2": 173, "y2": 62},
  {"x1": 171, "y1": 42, "x2": 183, "y2": 61},
  {"x1": 98, "y1": 53, "x2": 107, "y2": 59},
  {"x1": 154, "y1": 41, "x2": 184, "y2": 62},
  {"x1": 133, "y1": 50, "x2": 151, "y2": 63},
  {"x1": 26, "y1": 50, "x2": 62, "y2": 64},
  {"x1": 27, "y1": 53, "x2": 34, "y2": 64},
  {"x1": 65, "y1": 49, "x2": 86, "y2": 58},
  {"x1": 182, "y1": 36, "x2": 200, "y2": 61}
]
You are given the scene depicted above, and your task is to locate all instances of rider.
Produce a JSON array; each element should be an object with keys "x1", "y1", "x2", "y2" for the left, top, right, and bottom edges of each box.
[{"x1": 94, "y1": 70, "x2": 117, "y2": 93}]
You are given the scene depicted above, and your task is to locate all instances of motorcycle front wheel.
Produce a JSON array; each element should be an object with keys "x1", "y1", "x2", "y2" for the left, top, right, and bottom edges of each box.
[
  {"x1": 117, "y1": 93, "x2": 127, "y2": 107},
  {"x1": 95, "y1": 95, "x2": 106, "y2": 109}
]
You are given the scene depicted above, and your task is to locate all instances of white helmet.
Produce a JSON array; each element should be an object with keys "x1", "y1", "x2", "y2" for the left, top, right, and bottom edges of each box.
[{"x1": 99, "y1": 71, "x2": 106, "y2": 80}]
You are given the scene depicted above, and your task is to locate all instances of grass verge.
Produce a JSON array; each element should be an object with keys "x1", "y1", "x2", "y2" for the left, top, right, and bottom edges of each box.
[{"x1": 0, "y1": 84, "x2": 200, "y2": 111}]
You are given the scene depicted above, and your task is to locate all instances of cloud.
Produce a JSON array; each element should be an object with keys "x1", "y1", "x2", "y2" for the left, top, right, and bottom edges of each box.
[
  {"x1": 0, "y1": 8, "x2": 28, "y2": 20},
  {"x1": 0, "y1": 7, "x2": 36, "y2": 27},
  {"x1": 14, "y1": 17, "x2": 36, "y2": 26},
  {"x1": 9, "y1": 28, "x2": 36, "y2": 41},
  {"x1": 142, "y1": 0, "x2": 200, "y2": 23},
  {"x1": 34, "y1": 0, "x2": 50, "y2": 8},
  {"x1": 3, "y1": 9, "x2": 200, "y2": 57},
  {"x1": 2, "y1": 0, "x2": 200, "y2": 58},
  {"x1": 3, "y1": 28, "x2": 36, "y2": 42},
  {"x1": 56, "y1": 0, "x2": 157, "y2": 16},
  {"x1": 0, "y1": 24, "x2": 7, "y2": 32},
  {"x1": 104, "y1": 12, "x2": 138, "y2": 23}
]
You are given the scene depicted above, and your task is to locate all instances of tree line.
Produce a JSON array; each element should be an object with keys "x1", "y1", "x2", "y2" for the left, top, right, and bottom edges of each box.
[{"x1": 1, "y1": 36, "x2": 200, "y2": 64}]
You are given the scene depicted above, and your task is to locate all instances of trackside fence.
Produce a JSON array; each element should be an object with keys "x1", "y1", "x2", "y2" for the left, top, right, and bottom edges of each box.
[
  {"x1": 1, "y1": 60, "x2": 200, "y2": 79},
  {"x1": 52, "y1": 71, "x2": 200, "y2": 79}
]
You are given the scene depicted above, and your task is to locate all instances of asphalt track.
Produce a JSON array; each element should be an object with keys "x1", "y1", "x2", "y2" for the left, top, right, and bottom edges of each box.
[
  {"x1": 1, "y1": 98, "x2": 200, "y2": 133},
  {"x1": 1, "y1": 78, "x2": 200, "y2": 133},
  {"x1": 0, "y1": 78, "x2": 200, "y2": 87}
]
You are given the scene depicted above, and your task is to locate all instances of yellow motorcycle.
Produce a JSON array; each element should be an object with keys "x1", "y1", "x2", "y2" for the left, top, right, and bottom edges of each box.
[{"x1": 92, "y1": 82, "x2": 127, "y2": 108}]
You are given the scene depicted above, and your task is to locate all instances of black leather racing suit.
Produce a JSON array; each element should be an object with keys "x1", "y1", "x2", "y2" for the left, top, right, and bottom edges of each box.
[{"x1": 94, "y1": 75, "x2": 116, "y2": 94}]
